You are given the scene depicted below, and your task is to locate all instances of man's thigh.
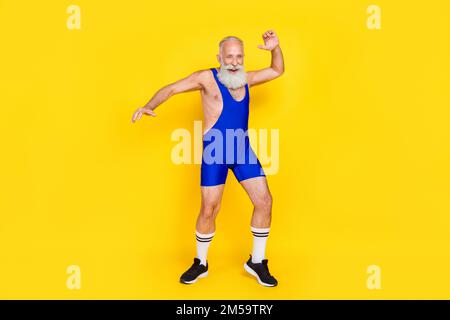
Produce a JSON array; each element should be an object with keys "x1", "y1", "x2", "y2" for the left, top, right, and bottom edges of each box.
[
  {"x1": 201, "y1": 184, "x2": 226, "y2": 207},
  {"x1": 239, "y1": 176, "x2": 271, "y2": 205}
]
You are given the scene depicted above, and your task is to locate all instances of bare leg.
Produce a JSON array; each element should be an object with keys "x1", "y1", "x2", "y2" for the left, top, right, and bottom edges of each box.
[
  {"x1": 180, "y1": 184, "x2": 226, "y2": 284},
  {"x1": 240, "y1": 176, "x2": 277, "y2": 286},
  {"x1": 239, "y1": 177, "x2": 273, "y2": 228},
  {"x1": 196, "y1": 184, "x2": 225, "y2": 234}
]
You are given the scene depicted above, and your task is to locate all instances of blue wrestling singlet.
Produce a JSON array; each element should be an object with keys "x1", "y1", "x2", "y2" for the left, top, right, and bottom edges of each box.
[{"x1": 201, "y1": 67, "x2": 266, "y2": 186}]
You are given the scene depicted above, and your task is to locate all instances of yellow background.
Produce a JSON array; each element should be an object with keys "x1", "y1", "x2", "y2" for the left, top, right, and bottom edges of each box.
[{"x1": 1, "y1": 0, "x2": 450, "y2": 299}]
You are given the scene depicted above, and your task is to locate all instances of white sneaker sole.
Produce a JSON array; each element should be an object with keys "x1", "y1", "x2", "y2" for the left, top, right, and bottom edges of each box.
[
  {"x1": 181, "y1": 270, "x2": 208, "y2": 284},
  {"x1": 244, "y1": 263, "x2": 277, "y2": 287}
]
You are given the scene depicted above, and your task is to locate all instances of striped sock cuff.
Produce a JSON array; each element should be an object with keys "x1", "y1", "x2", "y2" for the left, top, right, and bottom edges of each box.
[
  {"x1": 196, "y1": 230, "x2": 215, "y2": 242},
  {"x1": 251, "y1": 226, "x2": 270, "y2": 238}
]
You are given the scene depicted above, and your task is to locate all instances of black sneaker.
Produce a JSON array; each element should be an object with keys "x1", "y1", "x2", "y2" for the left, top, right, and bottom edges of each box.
[
  {"x1": 180, "y1": 258, "x2": 208, "y2": 284},
  {"x1": 244, "y1": 254, "x2": 278, "y2": 287}
]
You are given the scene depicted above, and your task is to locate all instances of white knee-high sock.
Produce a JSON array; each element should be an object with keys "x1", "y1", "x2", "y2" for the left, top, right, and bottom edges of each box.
[
  {"x1": 196, "y1": 230, "x2": 215, "y2": 266},
  {"x1": 251, "y1": 226, "x2": 270, "y2": 263}
]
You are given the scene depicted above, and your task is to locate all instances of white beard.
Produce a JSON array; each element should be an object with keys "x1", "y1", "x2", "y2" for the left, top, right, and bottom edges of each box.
[{"x1": 217, "y1": 63, "x2": 247, "y2": 89}]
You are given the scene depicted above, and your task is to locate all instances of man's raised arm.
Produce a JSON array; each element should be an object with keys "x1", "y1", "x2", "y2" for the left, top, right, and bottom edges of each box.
[
  {"x1": 131, "y1": 70, "x2": 205, "y2": 123},
  {"x1": 247, "y1": 30, "x2": 285, "y2": 87}
]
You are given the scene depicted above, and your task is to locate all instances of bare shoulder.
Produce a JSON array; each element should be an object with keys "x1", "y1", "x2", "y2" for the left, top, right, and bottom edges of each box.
[
  {"x1": 246, "y1": 70, "x2": 256, "y2": 88},
  {"x1": 168, "y1": 69, "x2": 214, "y2": 95},
  {"x1": 191, "y1": 68, "x2": 214, "y2": 91},
  {"x1": 195, "y1": 68, "x2": 213, "y2": 83}
]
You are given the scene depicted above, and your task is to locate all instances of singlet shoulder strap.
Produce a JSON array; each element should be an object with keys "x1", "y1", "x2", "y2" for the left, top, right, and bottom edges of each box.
[
  {"x1": 210, "y1": 67, "x2": 227, "y2": 92},
  {"x1": 210, "y1": 67, "x2": 220, "y2": 84}
]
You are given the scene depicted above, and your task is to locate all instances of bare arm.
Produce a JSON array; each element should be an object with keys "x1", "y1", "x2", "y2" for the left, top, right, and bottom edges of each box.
[
  {"x1": 131, "y1": 70, "x2": 205, "y2": 123},
  {"x1": 247, "y1": 30, "x2": 285, "y2": 87}
]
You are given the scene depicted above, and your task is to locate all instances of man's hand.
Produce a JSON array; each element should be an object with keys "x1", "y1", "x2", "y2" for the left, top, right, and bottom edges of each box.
[
  {"x1": 257, "y1": 30, "x2": 280, "y2": 51},
  {"x1": 131, "y1": 106, "x2": 157, "y2": 123},
  {"x1": 246, "y1": 29, "x2": 284, "y2": 87}
]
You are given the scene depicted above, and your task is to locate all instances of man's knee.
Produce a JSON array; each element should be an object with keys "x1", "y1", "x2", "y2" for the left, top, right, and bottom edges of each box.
[
  {"x1": 200, "y1": 201, "x2": 221, "y2": 220},
  {"x1": 254, "y1": 191, "x2": 272, "y2": 213}
]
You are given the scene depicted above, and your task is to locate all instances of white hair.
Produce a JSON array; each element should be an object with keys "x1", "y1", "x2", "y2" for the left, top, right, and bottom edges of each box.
[{"x1": 219, "y1": 36, "x2": 244, "y2": 53}]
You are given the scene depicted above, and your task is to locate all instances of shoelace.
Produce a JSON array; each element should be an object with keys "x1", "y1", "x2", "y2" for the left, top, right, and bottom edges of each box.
[
  {"x1": 260, "y1": 260, "x2": 274, "y2": 279},
  {"x1": 186, "y1": 261, "x2": 203, "y2": 276}
]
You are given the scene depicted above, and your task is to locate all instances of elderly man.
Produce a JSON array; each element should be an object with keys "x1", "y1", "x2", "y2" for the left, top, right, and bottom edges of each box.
[{"x1": 132, "y1": 30, "x2": 284, "y2": 287}]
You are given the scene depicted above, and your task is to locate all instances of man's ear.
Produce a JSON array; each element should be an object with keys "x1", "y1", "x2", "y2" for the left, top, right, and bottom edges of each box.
[{"x1": 216, "y1": 54, "x2": 221, "y2": 64}]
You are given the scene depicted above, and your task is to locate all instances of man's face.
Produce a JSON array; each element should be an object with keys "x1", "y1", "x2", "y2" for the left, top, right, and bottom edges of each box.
[
  {"x1": 216, "y1": 40, "x2": 247, "y2": 89},
  {"x1": 218, "y1": 40, "x2": 244, "y2": 73}
]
